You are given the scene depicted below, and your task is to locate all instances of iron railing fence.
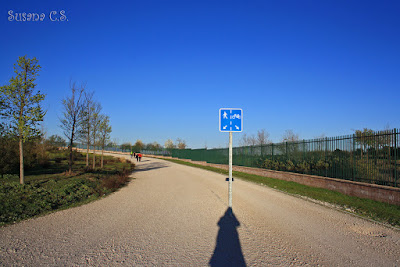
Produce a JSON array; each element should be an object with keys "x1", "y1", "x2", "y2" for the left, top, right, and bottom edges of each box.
[
  {"x1": 73, "y1": 143, "x2": 173, "y2": 156},
  {"x1": 71, "y1": 129, "x2": 399, "y2": 187},
  {"x1": 170, "y1": 129, "x2": 399, "y2": 188}
]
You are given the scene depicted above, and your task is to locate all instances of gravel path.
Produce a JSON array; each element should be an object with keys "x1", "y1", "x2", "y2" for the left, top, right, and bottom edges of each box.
[{"x1": 1, "y1": 154, "x2": 399, "y2": 266}]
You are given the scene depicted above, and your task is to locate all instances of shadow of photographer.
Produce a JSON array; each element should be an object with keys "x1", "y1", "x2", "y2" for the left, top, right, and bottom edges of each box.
[{"x1": 209, "y1": 207, "x2": 246, "y2": 266}]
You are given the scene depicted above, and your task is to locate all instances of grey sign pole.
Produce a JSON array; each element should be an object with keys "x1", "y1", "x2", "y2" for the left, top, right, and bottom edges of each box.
[
  {"x1": 228, "y1": 131, "x2": 233, "y2": 208},
  {"x1": 219, "y1": 108, "x2": 242, "y2": 210}
]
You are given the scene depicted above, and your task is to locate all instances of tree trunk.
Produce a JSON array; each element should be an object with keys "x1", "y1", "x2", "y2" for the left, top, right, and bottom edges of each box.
[
  {"x1": 86, "y1": 131, "x2": 90, "y2": 167},
  {"x1": 93, "y1": 138, "x2": 96, "y2": 169},
  {"x1": 19, "y1": 137, "x2": 24, "y2": 184},
  {"x1": 68, "y1": 132, "x2": 74, "y2": 174},
  {"x1": 68, "y1": 145, "x2": 73, "y2": 174},
  {"x1": 101, "y1": 148, "x2": 104, "y2": 168}
]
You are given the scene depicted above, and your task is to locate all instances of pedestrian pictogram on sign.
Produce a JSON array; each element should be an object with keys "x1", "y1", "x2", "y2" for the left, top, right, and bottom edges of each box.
[{"x1": 219, "y1": 108, "x2": 243, "y2": 132}]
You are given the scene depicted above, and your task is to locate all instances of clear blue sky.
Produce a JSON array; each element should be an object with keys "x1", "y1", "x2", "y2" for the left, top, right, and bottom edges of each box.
[{"x1": 1, "y1": 0, "x2": 399, "y2": 148}]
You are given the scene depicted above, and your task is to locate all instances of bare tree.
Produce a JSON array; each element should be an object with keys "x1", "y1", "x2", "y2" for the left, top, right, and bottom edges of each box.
[
  {"x1": 164, "y1": 139, "x2": 175, "y2": 149},
  {"x1": 282, "y1": 129, "x2": 299, "y2": 142},
  {"x1": 281, "y1": 129, "x2": 300, "y2": 157},
  {"x1": 354, "y1": 128, "x2": 375, "y2": 159},
  {"x1": 99, "y1": 115, "x2": 112, "y2": 168},
  {"x1": 60, "y1": 81, "x2": 85, "y2": 174},
  {"x1": 176, "y1": 138, "x2": 187, "y2": 149},
  {"x1": 91, "y1": 103, "x2": 102, "y2": 169},
  {"x1": 257, "y1": 129, "x2": 271, "y2": 146},
  {"x1": 241, "y1": 133, "x2": 257, "y2": 146},
  {"x1": 81, "y1": 90, "x2": 93, "y2": 167}
]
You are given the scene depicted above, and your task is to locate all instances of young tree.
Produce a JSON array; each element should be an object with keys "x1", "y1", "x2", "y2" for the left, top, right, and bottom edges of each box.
[
  {"x1": 147, "y1": 141, "x2": 161, "y2": 151},
  {"x1": 164, "y1": 139, "x2": 175, "y2": 149},
  {"x1": 354, "y1": 128, "x2": 375, "y2": 159},
  {"x1": 91, "y1": 103, "x2": 102, "y2": 169},
  {"x1": 60, "y1": 81, "x2": 85, "y2": 174},
  {"x1": 0, "y1": 56, "x2": 46, "y2": 184},
  {"x1": 257, "y1": 129, "x2": 271, "y2": 146},
  {"x1": 241, "y1": 133, "x2": 257, "y2": 147},
  {"x1": 81, "y1": 90, "x2": 94, "y2": 167},
  {"x1": 281, "y1": 129, "x2": 300, "y2": 156},
  {"x1": 48, "y1": 134, "x2": 66, "y2": 148},
  {"x1": 133, "y1": 140, "x2": 144, "y2": 152},
  {"x1": 176, "y1": 138, "x2": 187, "y2": 149},
  {"x1": 121, "y1": 142, "x2": 132, "y2": 152},
  {"x1": 99, "y1": 115, "x2": 112, "y2": 168},
  {"x1": 282, "y1": 129, "x2": 299, "y2": 142}
]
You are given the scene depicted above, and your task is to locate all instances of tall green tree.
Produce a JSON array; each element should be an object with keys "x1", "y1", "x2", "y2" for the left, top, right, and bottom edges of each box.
[{"x1": 0, "y1": 56, "x2": 45, "y2": 184}]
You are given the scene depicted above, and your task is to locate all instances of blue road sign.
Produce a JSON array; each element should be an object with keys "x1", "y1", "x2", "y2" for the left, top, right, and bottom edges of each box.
[{"x1": 219, "y1": 108, "x2": 243, "y2": 132}]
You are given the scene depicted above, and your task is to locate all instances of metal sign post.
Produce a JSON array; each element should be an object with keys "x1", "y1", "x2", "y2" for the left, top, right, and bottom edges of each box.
[
  {"x1": 228, "y1": 131, "x2": 233, "y2": 207},
  {"x1": 219, "y1": 108, "x2": 243, "y2": 209}
]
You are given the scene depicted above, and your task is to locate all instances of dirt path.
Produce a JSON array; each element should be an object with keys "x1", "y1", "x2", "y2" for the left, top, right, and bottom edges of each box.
[{"x1": 1, "y1": 155, "x2": 399, "y2": 266}]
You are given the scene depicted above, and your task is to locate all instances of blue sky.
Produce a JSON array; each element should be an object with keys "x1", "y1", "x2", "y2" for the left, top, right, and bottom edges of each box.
[{"x1": 1, "y1": 0, "x2": 399, "y2": 148}]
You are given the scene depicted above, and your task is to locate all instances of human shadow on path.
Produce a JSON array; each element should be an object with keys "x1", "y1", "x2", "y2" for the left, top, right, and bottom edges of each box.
[{"x1": 209, "y1": 208, "x2": 247, "y2": 267}]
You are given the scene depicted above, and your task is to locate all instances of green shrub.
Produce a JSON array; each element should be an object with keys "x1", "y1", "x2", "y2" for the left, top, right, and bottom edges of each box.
[
  {"x1": 315, "y1": 160, "x2": 329, "y2": 170},
  {"x1": 286, "y1": 160, "x2": 295, "y2": 171},
  {"x1": 0, "y1": 178, "x2": 99, "y2": 225},
  {"x1": 295, "y1": 161, "x2": 311, "y2": 174}
]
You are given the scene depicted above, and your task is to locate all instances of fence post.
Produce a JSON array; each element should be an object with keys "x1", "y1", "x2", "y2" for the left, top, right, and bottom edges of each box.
[
  {"x1": 286, "y1": 142, "x2": 288, "y2": 160},
  {"x1": 352, "y1": 134, "x2": 356, "y2": 181},
  {"x1": 394, "y1": 128, "x2": 398, "y2": 187},
  {"x1": 271, "y1": 143, "x2": 274, "y2": 160},
  {"x1": 325, "y1": 137, "x2": 327, "y2": 177}
]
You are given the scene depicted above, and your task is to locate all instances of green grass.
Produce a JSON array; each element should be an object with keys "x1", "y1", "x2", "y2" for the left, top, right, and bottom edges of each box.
[
  {"x1": 0, "y1": 150, "x2": 135, "y2": 226},
  {"x1": 163, "y1": 158, "x2": 400, "y2": 227}
]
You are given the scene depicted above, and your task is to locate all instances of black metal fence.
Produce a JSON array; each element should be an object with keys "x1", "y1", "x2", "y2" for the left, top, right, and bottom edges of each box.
[{"x1": 171, "y1": 129, "x2": 399, "y2": 188}]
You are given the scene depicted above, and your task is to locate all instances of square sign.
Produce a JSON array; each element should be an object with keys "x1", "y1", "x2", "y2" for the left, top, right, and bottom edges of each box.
[{"x1": 219, "y1": 108, "x2": 243, "y2": 132}]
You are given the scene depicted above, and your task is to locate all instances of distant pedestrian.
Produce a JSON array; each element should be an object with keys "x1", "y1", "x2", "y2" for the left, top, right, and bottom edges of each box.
[
  {"x1": 138, "y1": 153, "x2": 142, "y2": 162},
  {"x1": 136, "y1": 154, "x2": 139, "y2": 162},
  {"x1": 130, "y1": 151, "x2": 133, "y2": 159}
]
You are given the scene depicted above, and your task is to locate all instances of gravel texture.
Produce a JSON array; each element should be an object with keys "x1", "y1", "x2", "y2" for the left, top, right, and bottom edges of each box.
[{"x1": 1, "y1": 155, "x2": 399, "y2": 266}]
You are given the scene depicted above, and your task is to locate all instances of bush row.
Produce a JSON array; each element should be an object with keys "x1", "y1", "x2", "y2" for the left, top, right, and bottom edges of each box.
[{"x1": 0, "y1": 169, "x2": 132, "y2": 225}]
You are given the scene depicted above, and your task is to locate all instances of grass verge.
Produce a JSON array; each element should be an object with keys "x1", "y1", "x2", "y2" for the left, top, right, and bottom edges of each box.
[
  {"x1": 0, "y1": 150, "x2": 134, "y2": 227},
  {"x1": 163, "y1": 158, "x2": 400, "y2": 228}
]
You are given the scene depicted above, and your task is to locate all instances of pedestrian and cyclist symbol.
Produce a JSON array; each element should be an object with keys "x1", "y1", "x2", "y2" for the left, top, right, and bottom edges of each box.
[{"x1": 219, "y1": 108, "x2": 243, "y2": 132}]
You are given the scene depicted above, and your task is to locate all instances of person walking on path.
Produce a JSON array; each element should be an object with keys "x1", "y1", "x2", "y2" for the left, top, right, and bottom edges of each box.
[
  {"x1": 138, "y1": 153, "x2": 142, "y2": 162},
  {"x1": 136, "y1": 154, "x2": 139, "y2": 162},
  {"x1": 130, "y1": 151, "x2": 133, "y2": 159}
]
